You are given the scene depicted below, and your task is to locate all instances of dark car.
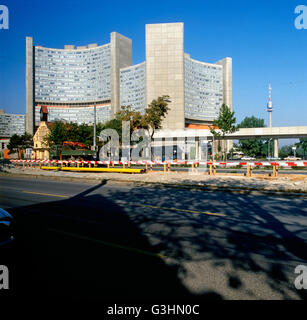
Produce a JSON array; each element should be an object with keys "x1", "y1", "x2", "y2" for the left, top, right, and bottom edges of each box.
[{"x1": 0, "y1": 208, "x2": 14, "y2": 246}]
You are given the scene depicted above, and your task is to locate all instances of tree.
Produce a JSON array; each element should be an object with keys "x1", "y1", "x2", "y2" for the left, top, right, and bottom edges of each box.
[
  {"x1": 20, "y1": 133, "x2": 33, "y2": 149},
  {"x1": 210, "y1": 104, "x2": 237, "y2": 160},
  {"x1": 143, "y1": 96, "x2": 170, "y2": 141},
  {"x1": 46, "y1": 121, "x2": 68, "y2": 146},
  {"x1": 8, "y1": 133, "x2": 33, "y2": 159},
  {"x1": 142, "y1": 96, "x2": 170, "y2": 160},
  {"x1": 295, "y1": 138, "x2": 307, "y2": 159},
  {"x1": 237, "y1": 116, "x2": 267, "y2": 158},
  {"x1": 100, "y1": 118, "x2": 123, "y2": 143},
  {"x1": 7, "y1": 134, "x2": 22, "y2": 157},
  {"x1": 47, "y1": 121, "x2": 96, "y2": 147},
  {"x1": 279, "y1": 145, "x2": 293, "y2": 159}
]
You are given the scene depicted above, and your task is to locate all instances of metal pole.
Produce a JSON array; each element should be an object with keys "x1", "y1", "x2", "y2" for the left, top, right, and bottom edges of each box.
[
  {"x1": 93, "y1": 102, "x2": 97, "y2": 153},
  {"x1": 212, "y1": 135, "x2": 215, "y2": 161}
]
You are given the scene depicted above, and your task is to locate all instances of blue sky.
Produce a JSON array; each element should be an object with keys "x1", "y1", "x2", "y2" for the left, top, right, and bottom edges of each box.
[{"x1": 0, "y1": 0, "x2": 306, "y2": 131}]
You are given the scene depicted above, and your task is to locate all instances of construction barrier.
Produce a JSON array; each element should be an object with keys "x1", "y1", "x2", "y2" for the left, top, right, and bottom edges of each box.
[
  {"x1": 10, "y1": 159, "x2": 307, "y2": 167},
  {"x1": 9, "y1": 159, "x2": 307, "y2": 178},
  {"x1": 40, "y1": 166, "x2": 145, "y2": 174},
  {"x1": 10, "y1": 159, "x2": 307, "y2": 180}
]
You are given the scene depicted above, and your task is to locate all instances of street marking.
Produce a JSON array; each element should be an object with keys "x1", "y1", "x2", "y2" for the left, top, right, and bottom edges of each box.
[
  {"x1": 48, "y1": 228, "x2": 167, "y2": 259},
  {"x1": 22, "y1": 191, "x2": 68, "y2": 198},
  {"x1": 130, "y1": 203, "x2": 226, "y2": 217}
]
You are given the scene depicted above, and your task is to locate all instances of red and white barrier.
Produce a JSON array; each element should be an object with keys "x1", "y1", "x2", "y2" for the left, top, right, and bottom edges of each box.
[{"x1": 10, "y1": 159, "x2": 307, "y2": 167}]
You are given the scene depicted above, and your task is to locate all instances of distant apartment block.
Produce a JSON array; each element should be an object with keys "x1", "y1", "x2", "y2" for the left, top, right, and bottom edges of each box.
[
  {"x1": 26, "y1": 22, "x2": 232, "y2": 134},
  {"x1": 0, "y1": 109, "x2": 25, "y2": 137}
]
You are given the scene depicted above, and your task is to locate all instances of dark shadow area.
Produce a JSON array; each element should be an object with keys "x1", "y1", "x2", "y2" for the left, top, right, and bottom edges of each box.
[
  {"x1": 0, "y1": 179, "x2": 223, "y2": 301},
  {"x1": 1, "y1": 176, "x2": 307, "y2": 300},
  {"x1": 106, "y1": 183, "x2": 307, "y2": 300}
]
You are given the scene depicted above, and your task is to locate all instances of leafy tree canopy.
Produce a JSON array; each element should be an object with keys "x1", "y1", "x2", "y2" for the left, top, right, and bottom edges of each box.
[
  {"x1": 237, "y1": 116, "x2": 267, "y2": 158},
  {"x1": 210, "y1": 104, "x2": 236, "y2": 138},
  {"x1": 8, "y1": 133, "x2": 33, "y2": 158},
  {"x1": 143, "y1": 95, "x2": 170, "y2": 139},
  {"x1": 237, "y1": 116, "x2": 265, "y2": 129},
  {"x1": 296, "y1": 138, "x2": 307, "y2": 154}
]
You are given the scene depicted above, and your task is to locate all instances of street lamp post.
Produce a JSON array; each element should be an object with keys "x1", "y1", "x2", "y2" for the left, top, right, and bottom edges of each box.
[
  {"x1": 93, "y1": 102, "x2": 97, "y2": 158},
  {"x1": 292, "y1": 146, "x2": 296, "y2": 158},
  {"x1": 212, "y1": 134, "x2": 215, "y2": 161}
]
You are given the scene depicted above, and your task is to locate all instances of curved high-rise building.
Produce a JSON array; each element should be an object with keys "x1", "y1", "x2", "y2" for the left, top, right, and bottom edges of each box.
[
  {"x1": 26, "y1": 23, "x2": 232, "y2": 134},
  {"x1": 26, "y1": 33, "x2": 132, "y2": 134}
]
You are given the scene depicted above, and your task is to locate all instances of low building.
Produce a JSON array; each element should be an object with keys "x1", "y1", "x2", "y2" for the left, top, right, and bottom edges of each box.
[{"x1": 32, "y1": 107, "x2": 50, "y2": 160}]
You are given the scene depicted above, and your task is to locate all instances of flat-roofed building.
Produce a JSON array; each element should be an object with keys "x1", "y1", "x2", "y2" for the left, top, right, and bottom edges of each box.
[
  {"x1": 0, "y1": 110, "x2": 25, "y2": 137},
  {"x1": 26, "y1": 33, "x2": 132, "y2": 134},
  {"x1": 26, "y1": 22, "x2": 232, "y2": 133}
]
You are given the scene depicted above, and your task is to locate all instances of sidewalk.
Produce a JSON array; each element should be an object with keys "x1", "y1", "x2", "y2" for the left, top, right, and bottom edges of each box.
[{"x1": 1, "y1": 165, "x2": 307, "y2": 195}]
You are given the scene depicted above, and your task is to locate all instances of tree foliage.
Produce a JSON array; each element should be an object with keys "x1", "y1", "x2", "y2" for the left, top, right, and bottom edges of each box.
[
  {"x1": 295, "y1": 138, "x2": 307, "y2": 157},
  {"x1": 279, "y1": 145, "x2": 293, "y2": 159},
  {"x1": 47, "y1": 121, "x2": 100, "y2": 147},
  {"x1": 143, "y1": 95, "x2": 170, "y2": 140},
  {"x1": 210, "y1": 104, "x2": 236, "y2": 138},
  {"x1": 237, "y1": 116, "x2": 265, "y2": 129},
  {"x1": 8, "y1": 133, "x2": 33, "y2": 158},
  {"x1": 46, "y1": 96, "x2": 170, "y2": 158},
  {"x1": 100, "y1": 97, "x2": 170, "y2": 143},
  {"x1": 210, "y1": 104, "x2": 237, "y2": 160},
  {"x1": 237, "y1": 116, "x2": 267, "y2": 158}
]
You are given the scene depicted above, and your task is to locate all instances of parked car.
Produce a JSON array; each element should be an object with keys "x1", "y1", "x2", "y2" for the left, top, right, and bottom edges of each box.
[
  {"x1": 0, "y1": 208, "x2": 14, "y2": 246},
  {"x1": 266, "y1": 157, "x2": 281, "y2": 161},
  {"x1": 284, "y1": 156, "x2": 302, "y2": 161},
  {"x1": 241, "y1": 156, "x2": 256, "y2": 161}
]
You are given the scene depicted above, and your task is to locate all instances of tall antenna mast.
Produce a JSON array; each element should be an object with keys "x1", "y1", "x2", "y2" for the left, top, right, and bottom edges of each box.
[{"x1": 267, "y1": 82, "x2": 273, "y2": 128}]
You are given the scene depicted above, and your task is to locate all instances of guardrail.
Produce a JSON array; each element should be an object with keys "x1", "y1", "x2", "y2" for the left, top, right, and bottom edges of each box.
[
  {"x1": 41, "y1": 166, "x2": 145, "y2": 174},
  {"x1": 9, "y1": 159, "x2": 307, "y2": 177}
]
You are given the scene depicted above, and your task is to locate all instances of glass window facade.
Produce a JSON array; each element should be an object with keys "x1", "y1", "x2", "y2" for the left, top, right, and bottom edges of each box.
[
  {"x1": 34, "y1": 45, "x2": 111, "y2": 103},
  {"x1": 120, "y1": 62, "x2": 146, "y2": 113},
  {"x1": 0, "y1": 114, "x2": 25, "y2": 137},
  {"x1": 35, "y1": 105, "x2": 111, "y2": 126},
  {"x1": 184, "y1": 54, "x2": 223, "y2": 121}
]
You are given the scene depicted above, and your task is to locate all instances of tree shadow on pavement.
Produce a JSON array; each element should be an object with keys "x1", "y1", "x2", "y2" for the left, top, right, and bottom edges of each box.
[
  {"x1": 3, "y1": 180, "x2": 223, "y2": 301},
  {"x1": 106, "y1": 184, "x2": 307, "y2": 300}
]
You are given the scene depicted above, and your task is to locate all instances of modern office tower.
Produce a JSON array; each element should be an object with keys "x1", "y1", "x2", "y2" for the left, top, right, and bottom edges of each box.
[
  {"x1": 0, "y1": 110, "x2": 25, "y2": 137},
  {"x1": 26, "y1": 22, "x2": 232, "y2": 133},
  {"x1": 120, "y1": 62, "x2": 146, "y2": 114},
  {"x1": 26, "y1": 33, "x2": 132, "y2": 134},
  {"x1": 121, "y1": 22, "x2": 232, "y2": 130}
]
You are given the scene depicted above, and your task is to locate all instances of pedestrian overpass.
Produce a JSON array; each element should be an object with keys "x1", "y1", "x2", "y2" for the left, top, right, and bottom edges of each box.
[{"x1": 153, "y1": 126, "x2": 307, "y2": 159}]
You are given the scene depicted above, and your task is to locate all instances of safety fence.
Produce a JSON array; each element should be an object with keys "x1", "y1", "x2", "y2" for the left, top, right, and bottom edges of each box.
[{"x1": 9, "y1": 159, "x2": 307, "y2": 177}]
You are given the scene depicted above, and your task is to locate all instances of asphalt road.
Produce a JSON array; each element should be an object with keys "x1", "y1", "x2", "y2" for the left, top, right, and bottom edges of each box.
[{"x1": 0, "y1": 175, "x2": 306, "y2": 301}]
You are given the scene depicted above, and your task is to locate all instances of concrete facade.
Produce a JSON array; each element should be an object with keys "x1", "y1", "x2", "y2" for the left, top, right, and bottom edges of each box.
[
  {"x1": 26, "y1": 36, "x2": 34, "y2": 134},
  {"x1": 216, "y1": 57, "x2": 233, "y2": 111},
  {"x1": 146, "y1": 23, "x2": 185, "y2": 129},
  {"x1": 153, "y1": 126, "x2": 307, "y2": 160},
  {"x1": 25, "y1": 23, "x2": 232, "y2": 134},
  {"x1": 0, "y1": 112, "x2": 25, "y2": 137},
  {"x1": 26, "y1": 32, "x2": 132, "y2": 133},
  {"x1": 110, "y1": 32, "x2": 132, "y2": 116}
]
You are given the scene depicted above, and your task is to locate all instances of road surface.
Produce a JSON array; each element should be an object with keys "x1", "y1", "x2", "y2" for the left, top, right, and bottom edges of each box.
[{"x1": 0, "y1": 175, "x2": 306, "y2": 300}]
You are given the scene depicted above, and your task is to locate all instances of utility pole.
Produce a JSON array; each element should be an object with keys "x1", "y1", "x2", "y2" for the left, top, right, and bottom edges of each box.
[
  {"x1": 266, "y1": 83, "x2": 273, "y2": 159},
  {"x1": 93, "y1": 102, "x2": 97, "y2": 156}
]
